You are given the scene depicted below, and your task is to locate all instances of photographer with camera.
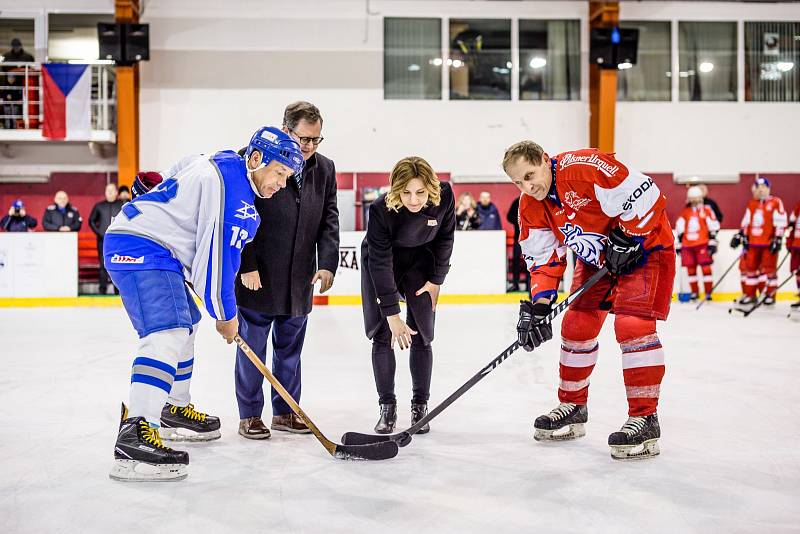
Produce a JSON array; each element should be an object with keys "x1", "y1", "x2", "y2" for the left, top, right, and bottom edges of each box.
[{"x1": 1, "y1": 199, "x2": 37, "y2": 232}]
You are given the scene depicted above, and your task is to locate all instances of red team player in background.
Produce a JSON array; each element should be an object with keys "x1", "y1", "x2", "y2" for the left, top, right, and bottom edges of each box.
[
  {"x1": 787, "y1": 201, "x2": 800, "y2": 310},
  {"x1": 675, "y1": 186, "x2": 720, "y2": 301},
  {"x1": 730, "y1": 177, "x2": 787, "y2": 308},
  {"x1": 503, "y1": 141, "x2": 675, "y2": 461}
]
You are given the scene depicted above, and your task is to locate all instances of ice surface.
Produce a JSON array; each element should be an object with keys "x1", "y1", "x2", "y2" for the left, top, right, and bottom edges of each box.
[{"x1": 1, "y1": 302, "x2": 799, "y2": 533}]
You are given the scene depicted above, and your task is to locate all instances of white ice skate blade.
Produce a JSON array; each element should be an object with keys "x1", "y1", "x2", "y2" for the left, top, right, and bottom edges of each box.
[
  {"x1": 159, "y1": 427, "x2": 221, "y2": 442},
  {"x1": 109, "y1": 460, "x2": 188, "y2": 482},
  {"x1": 610, "y1": 438, "x2": 660, "y2": 461},
  {"x1": 534, "y1": 423, "x2": 586, "y2": 442}
]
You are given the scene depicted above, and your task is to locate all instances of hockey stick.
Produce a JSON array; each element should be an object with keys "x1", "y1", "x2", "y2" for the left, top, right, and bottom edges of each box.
[
  {"x1": 234, "y1": 335, "x2": 398, "y2": 460},
  {"x1": 341, "y1": 266, "x2": 610, "y2": 448},
  {"x1": 695, "y1": 251, "x2": 743, "y2": 310},
  {"x1": 741, "y1": 268, "x2": 798, "y2": 317}
]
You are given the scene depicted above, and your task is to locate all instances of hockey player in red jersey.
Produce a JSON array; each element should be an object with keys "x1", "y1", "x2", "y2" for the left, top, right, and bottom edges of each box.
[
  {"x1": 675, "y1": 186, "x2": 720, "y2": 301},
  {"x1": 730, "y1": 177, "x2": 787, "y2": 308},
  {"x1": 787, "y1": 201, "x2": 800, "y2": 309},
  {"x1": 503, "y1": 141, "x2": 675, "y2": 461}
]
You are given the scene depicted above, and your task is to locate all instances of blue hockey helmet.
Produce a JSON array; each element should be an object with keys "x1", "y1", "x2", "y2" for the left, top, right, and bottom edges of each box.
[{"x1": 245, "y1": 126, "x2": 304, "y2": 176}]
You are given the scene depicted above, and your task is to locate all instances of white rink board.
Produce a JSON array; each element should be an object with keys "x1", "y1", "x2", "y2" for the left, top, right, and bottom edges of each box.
[
  {"x1": 318, "y1": 230, "x2": 507, "y2": 296},
  {"x1": 0, "y1": 232, "x2": 78, "y2": 297}
]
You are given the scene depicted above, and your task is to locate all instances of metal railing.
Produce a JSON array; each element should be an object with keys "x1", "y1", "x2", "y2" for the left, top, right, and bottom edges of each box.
[{"x1": 0, "y1": 62, "x2": 116, "y2": 132}]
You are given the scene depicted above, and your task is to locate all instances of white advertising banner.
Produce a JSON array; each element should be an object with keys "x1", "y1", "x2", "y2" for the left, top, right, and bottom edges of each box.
[
  {"x1": 317, "y1": 231, "x2": 507, "y2": 296},
  {"x1": 0, "y1": 233, "x2": 78, "y2": 298}
]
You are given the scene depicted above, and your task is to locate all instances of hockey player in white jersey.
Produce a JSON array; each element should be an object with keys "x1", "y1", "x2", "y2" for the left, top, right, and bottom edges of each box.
[{"x1": 105, "y1": 127, "x2": 304, "y2": 482}]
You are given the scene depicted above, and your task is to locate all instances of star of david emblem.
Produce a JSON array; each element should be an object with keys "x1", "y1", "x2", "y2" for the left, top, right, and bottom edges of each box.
[{"x1": 235, "y1": 201, "x2": 258, "y2": 221}]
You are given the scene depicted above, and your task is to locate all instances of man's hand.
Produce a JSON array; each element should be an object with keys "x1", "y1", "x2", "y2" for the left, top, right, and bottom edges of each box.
[
  {"x1": 58, "y1": 226, "x2": 70, "y2": 232},
  {"x1": 18, "y1": 208, "x2": 25, "y2": 217},
  {"x1": 240, "y1": 270, "x2": 262, "y2": 291},
  {"x1": 604, "y1": 227, "x2": 644, "y2": 275},
  {"x1": 216, "y1": 317, "x2": 239, "y2": 344},
  {"x1": 770, "y1": 236, "x2": 782, "y2": 255},
  {"x1": 415, "y1": 281, "x2": 441, "y2": 311},
  {"x1": 517, "y1": 300, "x2": 553, "y2": 352},
  {"x1": 387, "y1": 314, "x2": 417, "y2": 350},
  {"x1": 7, "y1": 207, "x2": 14, "y2": 216},
  {"x1": 311, "y1": 269, "x2": 334, "y2": 293}
]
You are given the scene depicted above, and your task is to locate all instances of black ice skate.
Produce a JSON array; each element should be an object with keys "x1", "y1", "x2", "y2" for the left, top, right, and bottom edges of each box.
[
  {"x1": 159, "y1": 403, "x2": 221, "y2": 442},
  {"x1": 763, "y1": 295, "x2": 776, "y2": 306},
  {"x1": 533, "y1": 403, "x2": 587, "y2": 441},
  {"x1": 110, "y1": 409, "x2": 189, "y2": 482},
  {"x1": 411, "y1": 403, "x2": 430, "y2": 434},
  {"x1": 608, "y1": 414, "x2": 661, "y2": 461},
  {"x1": 689, "y1": 292, "x2": 699, "y2": 302},
  {"x1": 374, "y1": 403, "x2": 397, "y2": 434}
]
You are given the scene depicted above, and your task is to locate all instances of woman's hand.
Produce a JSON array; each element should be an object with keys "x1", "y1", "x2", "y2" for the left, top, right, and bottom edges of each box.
[
  {"x1": 415, "y1": 281, "x2": 441, "y2": 311},
  {"x1": 387, "y1": 314, "x2": 417, "y2": 350},
  {"x1": 241, "y1": 270, "x2": 262, "y2": 291}
]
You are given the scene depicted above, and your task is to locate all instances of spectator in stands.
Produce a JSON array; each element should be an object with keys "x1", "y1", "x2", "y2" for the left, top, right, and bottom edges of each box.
[
  {"x1": 476, "y1": 191, "x2": 502, "y2": 230},
  {"x1": 43, "y1": 190, "x2": 82, "y2": 232},
  {"x1": 456, "y1": 192, "x2": 481, "y2": 230},
  {"x1": 89, "y1": 183, "x2": 123, "y2": 294},
  {"x1": 506, "y1": 195, "x2": 529, "y2": 292},
  {"x1": 2, "y1": 38, "x2": 34, "y2": 63},
  {"x1": 117, "y1": 185, "x2": 131, "y2": 202},
  {"x1": 698, "y1": 183, "x2": 723, "y2": 224},
  {"x1": 1, "y1": 199, "x2": 37, "y2": 232},
  {"x1": 1, "y1": 71, "x2": 22, "y2": 129}
]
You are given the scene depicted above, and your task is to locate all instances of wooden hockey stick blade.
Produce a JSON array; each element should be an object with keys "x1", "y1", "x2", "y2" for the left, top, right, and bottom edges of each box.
[{"x1": 235, "y1": 335, "x2": 398, "y2": 461}]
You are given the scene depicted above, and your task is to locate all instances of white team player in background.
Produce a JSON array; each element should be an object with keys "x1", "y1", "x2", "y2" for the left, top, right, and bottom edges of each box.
[{"x1": 103, "y1": 126, "x2": 304, "y2": 482}]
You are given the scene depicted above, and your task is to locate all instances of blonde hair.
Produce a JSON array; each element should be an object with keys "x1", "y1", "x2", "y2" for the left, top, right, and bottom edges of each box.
[
  {"x1": 502, "y1": 140, "x2": 546, "y2": 172},
  {"x1": 457, "y1": 192, "x2": 476, "y2": 210},
  {"x1": 385, "y1": 156, "x2": 441, "y2": 212}
]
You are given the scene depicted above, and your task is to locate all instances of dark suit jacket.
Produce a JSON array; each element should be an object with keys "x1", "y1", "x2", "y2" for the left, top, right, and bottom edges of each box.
[{"x1": 236, "y1": 152, "x2": 340, "y2": 317}]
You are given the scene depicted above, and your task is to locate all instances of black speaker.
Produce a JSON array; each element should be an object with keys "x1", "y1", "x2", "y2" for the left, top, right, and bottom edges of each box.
[
  {"x1": 124, "y1": 23, "x2": 149, "y2": 62},
  {"x1": 616, "y1": 28, "x2": 639, "y2": 66},
  {"x1": 590, "y1": 27, "x2": 639, "y2": 69},
  {"x1": 98, "y1": 22, "x2": 123, "y2": 62},
  {"x1": 97, "y1": 22, "x2": 149, "y2": 64}
]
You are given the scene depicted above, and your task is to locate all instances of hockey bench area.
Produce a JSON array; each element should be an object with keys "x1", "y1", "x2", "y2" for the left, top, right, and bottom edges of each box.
[{"x1": 1, "y1": 301, "x2": 798, "y2": 533}]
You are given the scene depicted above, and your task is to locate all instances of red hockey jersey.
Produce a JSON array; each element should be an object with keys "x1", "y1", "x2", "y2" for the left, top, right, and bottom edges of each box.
[
  {"x1": 788, "y1": 202, "x2": 800, "y2": 250},
  {"x1": 675, "y1": 204, "x2": 720, "y2": 247},
  {"x1": 519, "y1": 149, "x2": 673, "y2": 302},
  {"x1": 740, "y1": 196, "x2": 787, "y2": 247}
]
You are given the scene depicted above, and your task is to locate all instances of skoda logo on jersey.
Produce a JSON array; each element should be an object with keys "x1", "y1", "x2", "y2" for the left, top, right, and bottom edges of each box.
[
  {"x1": 559, "y1": 222, "x2": 606, "y2": 266},
  {"x1": 234, "y1": 201, "x2": 258, "y2": 221}
]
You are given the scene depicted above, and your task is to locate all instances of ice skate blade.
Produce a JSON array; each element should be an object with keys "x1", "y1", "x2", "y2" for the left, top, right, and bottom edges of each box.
[
  {"x1": 159, "y1": 427, "x2": 221, "y2": 442},
  {"x1": 534, "y1": 423, "x2": 586, "y2": 442},
  {"x1": 610, "y1": 438, "x2": 660, "y2": 461},
  {"x1": 109, "y1": 460, "x2": 188, "y2": 482}
]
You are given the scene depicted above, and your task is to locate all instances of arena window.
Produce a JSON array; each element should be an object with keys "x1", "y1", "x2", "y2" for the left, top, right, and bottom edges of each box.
[
  {"x1": 745, "y1": 21, "x2": 800, "y2": 102},
  {"x1": 678, "y1": 21, "x2": 737, "y2": 102},
  {"x1": 617, "y1": 21, "x2": 671, "y2": 102},
  {"x1": 384, "y1": 17, "x2": 442, "y2": 100},
  {"x1": 518, "y1": 19, "x2": 580, "y2": 101},
  {"x1": 449, "y1": 19, "x2": 511, "y2": 100}
]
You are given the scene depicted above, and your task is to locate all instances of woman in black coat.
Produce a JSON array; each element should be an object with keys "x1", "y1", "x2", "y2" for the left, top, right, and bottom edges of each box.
[{"x1": 361, "y1": 156, "x2": 456, "y2": 434}]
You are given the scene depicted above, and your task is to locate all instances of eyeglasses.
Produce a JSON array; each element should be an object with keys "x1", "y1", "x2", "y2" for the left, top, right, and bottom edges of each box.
[{"x1": 289, "y1": 129, "x2": 324, "y2": 146}]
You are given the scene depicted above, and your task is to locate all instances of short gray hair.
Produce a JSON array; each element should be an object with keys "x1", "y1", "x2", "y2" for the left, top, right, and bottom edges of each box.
[{"x1": 283, "y1": 101, "x2": 323, "y2": 131}]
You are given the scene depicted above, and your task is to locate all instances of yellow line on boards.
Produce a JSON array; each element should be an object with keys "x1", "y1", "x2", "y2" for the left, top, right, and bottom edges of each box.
[{"x1": 0, "y1": 292, "x2": 796, "y2": 308}]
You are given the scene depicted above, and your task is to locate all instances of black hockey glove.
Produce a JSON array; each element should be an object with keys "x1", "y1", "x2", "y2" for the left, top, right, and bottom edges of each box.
[
  {"x1": 517, "y1": 301, "x2": 553, "y2": 352},
  {"x1": 730, "y1": 232, "x2": 746, "y2": 249},
  {"x1": 604, "y1": 227, "x2": 644, "y2": 276},
  {"x1": 675, "y1": 233, "x2": 683, "y2": 254},
  {"x1": 708, "y1": 232, "x2": 718, "y2": 256},
  {"x1": 770, "y1": 236, "x2": 782, "y2": 254}
]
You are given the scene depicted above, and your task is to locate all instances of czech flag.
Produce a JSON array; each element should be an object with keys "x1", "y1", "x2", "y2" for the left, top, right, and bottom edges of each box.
[{"x1": 42, "y1": 64, "x2": 91, "y2": 140}]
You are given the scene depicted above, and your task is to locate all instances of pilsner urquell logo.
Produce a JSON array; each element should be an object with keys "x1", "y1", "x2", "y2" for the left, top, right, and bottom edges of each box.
[{"x1": 559, "y1": 153, "x2": 619, "y2": 178}]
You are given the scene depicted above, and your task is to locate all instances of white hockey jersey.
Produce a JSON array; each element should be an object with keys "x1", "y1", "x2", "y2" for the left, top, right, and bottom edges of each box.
[{"x1": 104, "y1": 151, "x2": 260, "y2": 321}]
